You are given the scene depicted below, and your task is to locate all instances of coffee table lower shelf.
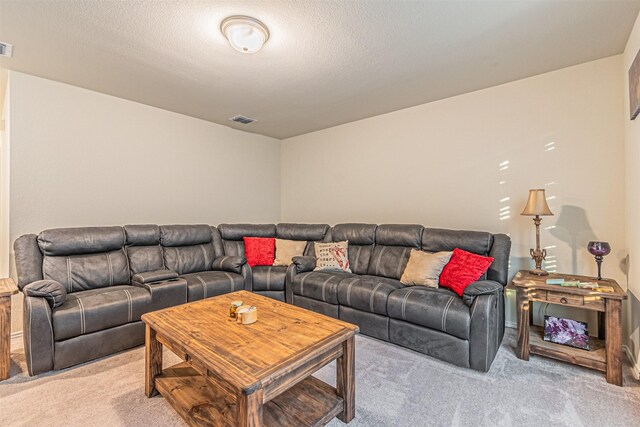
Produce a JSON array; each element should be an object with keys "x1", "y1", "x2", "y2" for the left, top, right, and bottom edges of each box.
[{"x1": 155, "y1": 362, "x2": 344, "y2": 427}]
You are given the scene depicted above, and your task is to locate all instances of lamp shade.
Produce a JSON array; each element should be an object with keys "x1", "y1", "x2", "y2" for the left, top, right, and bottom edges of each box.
[{"x1": 521, "y1": 189, "x2": 554, "y2": 216}]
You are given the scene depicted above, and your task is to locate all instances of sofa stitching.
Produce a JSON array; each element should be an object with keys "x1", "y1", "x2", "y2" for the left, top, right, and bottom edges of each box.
[
  {"x1": 223, "y1": 272, "x2": 235, "y2": 292},
  {"x1": 396, "y1": 247, "x2": 408, "y2": 278},
  {"x1": 353, "y1": 246, "x2": 362, "y2": 273},
  {"x1": 401, "y1": 289, "x2": 414, "y2": 320},
  {"x1": 196, "y1": 275, "x2": 207, "y2": 299},
  {"x1": 370, "y1": 283, "x2": 384, "y2": 313},
  {"x1": 107, "y1": 252, "x2": 114, "y2": 286},
  {"x1": 27, "y1": 297, "x2": 33, "y2": 372},
  {"x1": 374, "y1": 246, "x2": 387, "y2": 276},
  {"x1": 66, "y1": 257, "x2": 72, "y2": 292},
  {"x1": 321, "y1": 275, "x2": 333, "y2": 302},
  {"x1": 77, "y1": 297, "x2": 86, "y2": 335},
  {"x1": 43, "y1": 300, "x2": 54, "y2": 358},
  {"x1": 299, "y1": 273, "x2": 308, "y2": 296},
  {"x1": 442, "y1": 297, "x2": 454, "y2": 332},
  {"x1": 199, "y1": 244, "x2": 207, "y2": 268},
  {"x1": 345, "y1": 278, "x2": 358, "y2": 306},
  {"x1": 123, "y1": 289, "x2": 133, "y2": 322}
]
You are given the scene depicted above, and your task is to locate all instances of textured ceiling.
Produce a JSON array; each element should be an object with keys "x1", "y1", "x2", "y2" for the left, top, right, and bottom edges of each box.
[{"x1": 1, "y1": 1, "x2": 639, "y2": 139}]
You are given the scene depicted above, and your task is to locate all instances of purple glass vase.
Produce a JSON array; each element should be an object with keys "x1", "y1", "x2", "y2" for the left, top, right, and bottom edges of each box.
[{"x1": 587, "y1": 241, "x2": 611, "y2": 280}]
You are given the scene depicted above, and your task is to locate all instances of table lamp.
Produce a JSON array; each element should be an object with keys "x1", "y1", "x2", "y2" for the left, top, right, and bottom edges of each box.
[{"x1": 521, "y1": 189, "x2": 554, "y2": 276}]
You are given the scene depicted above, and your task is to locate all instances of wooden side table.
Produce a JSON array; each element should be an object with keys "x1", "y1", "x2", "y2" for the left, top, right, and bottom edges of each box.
[
  {"x1": 510, "y1": 270, "x2": 627, "y2": 386},
  {"x1": 0, "y1": 277, "x2": 18, "y2": 381}
]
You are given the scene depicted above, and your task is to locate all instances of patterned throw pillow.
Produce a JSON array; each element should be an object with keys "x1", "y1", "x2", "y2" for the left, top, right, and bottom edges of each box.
[
  {"x1": 273, "y1": 239, "x2": 307, "y2": 266},
  {"x1": 314, "y1": 241, "x2": 351, "y2": 272},
  {"x1": 400, "y1": 249, "x2": 453, "y2": 287}
]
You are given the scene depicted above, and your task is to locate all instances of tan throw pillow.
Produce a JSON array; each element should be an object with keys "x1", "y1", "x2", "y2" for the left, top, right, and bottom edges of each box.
[
  {"x1": 400, "y1": 249, "x2": 453, "y2": 287},
  {"x1": 273, "y1": 239, "x2": 307, "y2": 266},
  {"x1": 314, "y1": 241, "x2": 351, "y2": 272}
]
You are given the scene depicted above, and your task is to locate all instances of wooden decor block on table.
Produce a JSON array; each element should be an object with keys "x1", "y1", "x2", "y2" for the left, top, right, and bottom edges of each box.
[
  {"x1": 142, "y1": 290, "x2": 359, "y2": 427},
  {"x1": 510, "y1": 270, "x2": 626, "y2": 386},
  {"x1": 0, "y1": 278, "x2": 18, "y2": 381}
]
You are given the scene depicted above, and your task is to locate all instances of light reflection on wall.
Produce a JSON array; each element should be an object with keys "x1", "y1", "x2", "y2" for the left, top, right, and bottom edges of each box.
[
  {"x1": 542, "y1": 147, "x2": 558, "y2": 273},
  {"x1": 498, "y1": 160, "x2": 510, "y2": 222}
]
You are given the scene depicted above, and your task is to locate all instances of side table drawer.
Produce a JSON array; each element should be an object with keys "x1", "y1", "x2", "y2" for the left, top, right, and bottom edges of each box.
[{"x1": 546, "y1": 291, "x2": 584, "y2": 306}]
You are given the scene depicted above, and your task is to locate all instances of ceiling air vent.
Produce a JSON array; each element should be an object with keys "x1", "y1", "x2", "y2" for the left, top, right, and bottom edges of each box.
[
  {"x1": 0, "y1": 42, "x2": 13, "y2": 57},
  {"x1": 229, "y1": 115, "x2": 257, "y2": 125}
]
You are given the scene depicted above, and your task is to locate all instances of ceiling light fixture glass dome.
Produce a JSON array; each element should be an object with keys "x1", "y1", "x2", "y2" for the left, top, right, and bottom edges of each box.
[{"x1": 221, "y1": 16, "x2": 269, "y2": 54}]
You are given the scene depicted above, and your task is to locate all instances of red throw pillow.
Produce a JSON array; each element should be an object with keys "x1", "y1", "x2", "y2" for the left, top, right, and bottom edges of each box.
[
  {"x1": 243, "y1": 237, "x2": 275, "y2": 267},
  {"x1": 439, "y1": 248, "x2": 494, "y2": 296}
]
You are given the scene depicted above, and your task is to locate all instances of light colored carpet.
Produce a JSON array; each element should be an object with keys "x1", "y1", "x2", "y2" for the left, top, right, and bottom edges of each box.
[{"x1": 1, "y1": 329, "x2": 639, "y2": 426}]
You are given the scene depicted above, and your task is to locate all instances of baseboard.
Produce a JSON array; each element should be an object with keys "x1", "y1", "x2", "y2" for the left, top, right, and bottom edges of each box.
[
  {"x1": 623, "y1": 345, "x2": 640, "y2": 380},
  {"x1": 505, "y1": 320, "x2": 516, "y2": 329}
]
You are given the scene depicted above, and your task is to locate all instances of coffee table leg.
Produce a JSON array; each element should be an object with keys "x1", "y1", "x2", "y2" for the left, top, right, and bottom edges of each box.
[
  {"x1": 337, "y1": 336, "x2": 355, "y2": 422},
  {"x1": 145, "y1": 324, "x2": 163, "y2": 397},
  {"x1": 237, "y1": 389, "x2": 263, "y2": 427}
]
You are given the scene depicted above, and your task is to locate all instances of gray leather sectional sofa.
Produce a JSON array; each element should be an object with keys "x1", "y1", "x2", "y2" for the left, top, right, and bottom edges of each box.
[{"x1": 14, "y1": 222, "x2": 510, "y2": 376}]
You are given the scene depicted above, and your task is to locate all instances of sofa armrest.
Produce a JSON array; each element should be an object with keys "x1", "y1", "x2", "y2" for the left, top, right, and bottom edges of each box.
[
  {"x1": 23, "y1": 295, "x2": 55, "y2": 375},
  {"x1": 131, "y1": 278, "x2": 187, "y2": 310},
  {"x1": 462, "y1": 280, "x2": 503, "y2": 307},
  {"x1": 292, "y1": 256, "x2": 316, "y2": 273},
  {"x1": 132, "y1": 269, "x2": 178, "y2": 284},
  {"x1": 23, "y1": 280, "x2": 67, "y2": 309},
  {"x1": 212, "y1": 256, "x2": 247, "y2": 275},
  {"x1": 285, "y1": 256, "x2": 316, "y2": 304}
]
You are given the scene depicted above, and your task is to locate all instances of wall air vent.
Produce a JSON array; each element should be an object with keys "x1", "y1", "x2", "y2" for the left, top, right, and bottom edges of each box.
[
  {"x1": 229, "y1": 115, "x2": 257, "y2": 124},
  {"x1": 0, "y1": 42, "x2": 13, "y2": 57}
]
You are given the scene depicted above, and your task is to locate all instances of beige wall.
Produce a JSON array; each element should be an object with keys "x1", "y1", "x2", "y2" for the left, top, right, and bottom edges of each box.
[
  {"x1": 7, "y1": 71, "x2": 281, "y2": 332},
  {"x1": 281, "y1": 56, "x2": 627, "y2": 328},
  {"x1": 623, "y1": 11, "x2": 640, "y2": 374}
]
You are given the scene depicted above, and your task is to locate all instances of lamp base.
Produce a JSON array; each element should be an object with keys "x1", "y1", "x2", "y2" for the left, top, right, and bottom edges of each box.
[{"x1": 529, "y1": 267, "x2": 549, "y2": 276}]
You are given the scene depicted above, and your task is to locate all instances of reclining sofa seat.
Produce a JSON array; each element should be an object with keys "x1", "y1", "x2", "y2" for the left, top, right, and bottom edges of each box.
[
  {"x1": 287, "y1": 223, "x2": 511, "y2": 372},
  {"x1": 14, "y1": 224, "x2": 249, "y2": 375},
  {"x1": 217, "y1": 223, "x2": 329, "y2": 302},
  {"x1": 160, "y1": 224, "x2": 247, "y2": 301},
  {"x1": 16, "y1": 227, "x2": 149, "y2": 375},
  {"x1": 288, "y1": 223, "x2": 378, "y2": 318}
]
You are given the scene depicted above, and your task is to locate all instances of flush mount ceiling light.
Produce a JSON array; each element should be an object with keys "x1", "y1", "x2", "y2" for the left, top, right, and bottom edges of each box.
[{"x1": 221, "y1": 16, "x2": 269, "y2": 54}]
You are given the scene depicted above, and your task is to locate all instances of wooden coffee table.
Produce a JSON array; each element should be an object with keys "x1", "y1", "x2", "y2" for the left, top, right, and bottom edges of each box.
[{"x1": 142, "y1": 290, "x2": 359, "y2": 426}]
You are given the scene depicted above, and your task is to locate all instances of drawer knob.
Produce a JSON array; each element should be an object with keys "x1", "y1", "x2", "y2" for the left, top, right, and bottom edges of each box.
[{"x1": 560, "y1": 297, "x2": 568, "y2": 304}]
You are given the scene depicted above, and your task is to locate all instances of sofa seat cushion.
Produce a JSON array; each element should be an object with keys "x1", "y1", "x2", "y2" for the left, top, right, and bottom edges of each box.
[
  {"x1": 292, "y1": 270, "x2": 356, "y2": 304},
  {"x1": 52, "y1": 285, "x2": 151, "y2": 341},
  {"x1": 181, "y1": 271, "x2": 244, "y2": 302},
  {"x1": 387, "y1": 287, "x2": 471, "y2": 340},
  {"x1": 337, "y1": 275, "x2": 404, "y2": 315},
  {"x1": 252, "y1": 266, "x2": 286, "y2": 291}
]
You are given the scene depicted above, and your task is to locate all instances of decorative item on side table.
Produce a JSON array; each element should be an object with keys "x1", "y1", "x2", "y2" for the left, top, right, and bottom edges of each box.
[
  {"x1": 543, "y1": 316, "x2": 589, "y2": 350},
  {"x1": 587, "y1": 241, "x2": 611, "y2": 280},
  {"x1": 521, "y1": 189, "x2": 554, "y2": 276}
]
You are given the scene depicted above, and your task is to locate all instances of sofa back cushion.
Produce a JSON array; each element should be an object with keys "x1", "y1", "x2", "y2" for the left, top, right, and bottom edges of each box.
[
  {"x1": 160, "y1": 224, "x2": 215, "y2": 275},
  {"x1": 330, "y1": 224, "x2": 377, "y2": 275},
  {"x1": 421, "y1": 228, "x2": 494, "y2": 282},
  {"x1": 38, "y1": 226, "x2": 129, "y2": 293},
  {"x1": 367, "y1": 224, "x2": 423, "y2": 279},
  {"x1": 124, "y1": 224, "x2": 164, "y2": 275},
  {"x1": 276, "y1": 223, "x2": 329, "y2": 256},
  {"x1": 218, "y1": 224, "x2": 276, "y2": 256}
]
